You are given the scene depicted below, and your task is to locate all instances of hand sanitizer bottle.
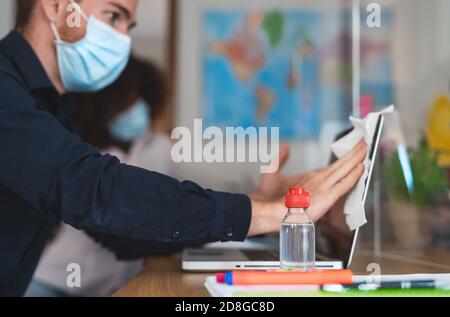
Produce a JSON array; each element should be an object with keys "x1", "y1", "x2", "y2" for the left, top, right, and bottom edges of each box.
[{"x1": 280, "y1": 188, "x2": 315, "y2": 271}]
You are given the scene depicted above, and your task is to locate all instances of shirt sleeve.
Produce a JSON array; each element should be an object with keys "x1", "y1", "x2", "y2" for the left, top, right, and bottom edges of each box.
[
  {"x1": 86, "y1": 230, "x2": 212, "y2": 260},
  {"x1": 0, "y1": 71, "x2": 252, "y2": 244}
]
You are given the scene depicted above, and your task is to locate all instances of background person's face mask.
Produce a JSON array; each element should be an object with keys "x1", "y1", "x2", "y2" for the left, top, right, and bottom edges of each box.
[
  {"x1": 50, "y1": 1, "x2": 132, "y2": 92},
  {"x1": 108, "y1": 100, "x2": 151, "y2": 142}
]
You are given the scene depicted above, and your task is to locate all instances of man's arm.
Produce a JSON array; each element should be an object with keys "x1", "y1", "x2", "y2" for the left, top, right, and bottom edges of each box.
[
  {"x1": 0, "y1": 71, "x2": 252, "y2": 244},
  {"x1": 86, "y1": 230, "x2": 213, "y2": 260},
  {"x1": 0, "y1": 68, "x2": 366, "y2": 252}
]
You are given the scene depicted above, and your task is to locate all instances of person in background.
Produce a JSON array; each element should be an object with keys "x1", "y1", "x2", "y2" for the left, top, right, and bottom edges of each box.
[{"x1": 26, "y1": 56, "x2": 175, "y2": 297}]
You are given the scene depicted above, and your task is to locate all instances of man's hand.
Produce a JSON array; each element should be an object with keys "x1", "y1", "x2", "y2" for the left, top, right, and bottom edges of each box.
[{"x1": 247, "y1": 140, "x2": 367, "y2": 236}]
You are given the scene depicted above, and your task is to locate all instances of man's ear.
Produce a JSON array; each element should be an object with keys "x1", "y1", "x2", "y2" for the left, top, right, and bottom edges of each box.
[{"x1": 38, "y1": 0, "x2": 66, "y2": 23}]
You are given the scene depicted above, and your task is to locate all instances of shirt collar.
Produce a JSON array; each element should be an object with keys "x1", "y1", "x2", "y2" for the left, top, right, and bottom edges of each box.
[{"x1": 0, "y1": 31, "x2": 54, "y2": 91}]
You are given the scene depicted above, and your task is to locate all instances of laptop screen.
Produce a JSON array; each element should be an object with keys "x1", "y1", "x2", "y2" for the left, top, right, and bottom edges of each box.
[{"x1": 315, "y1": 115, "x2": 384, "y2": 268}]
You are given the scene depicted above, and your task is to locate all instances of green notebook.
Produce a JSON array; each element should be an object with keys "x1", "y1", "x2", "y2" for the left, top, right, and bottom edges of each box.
[{"x1": 323, "y1": 289, "x2": 450, "y2": 297}]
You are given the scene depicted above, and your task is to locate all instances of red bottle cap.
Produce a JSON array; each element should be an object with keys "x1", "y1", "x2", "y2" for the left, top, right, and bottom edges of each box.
[{"x1": 285, "y1": 188, "x2": 310, "y2": 208}]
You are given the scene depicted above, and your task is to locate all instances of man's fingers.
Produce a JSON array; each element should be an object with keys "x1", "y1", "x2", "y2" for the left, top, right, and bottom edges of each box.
[
  {"x1": 306, "y1": 163, "x2": 364, "y2": 223},
  {"x1": 331, "y1": 163, "x2": 365, "y2": 199},
  {"x1": 327, "y1": 140, "x2": 365, "y2": 174},
  {"x1": 325, "y1": 143, "x2": 367, "y2": 187}
]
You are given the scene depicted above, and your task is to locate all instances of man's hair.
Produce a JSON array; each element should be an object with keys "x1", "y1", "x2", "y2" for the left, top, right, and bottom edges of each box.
[{"x1": 15, "y1": 0, "x2": 38, "y2": 30}]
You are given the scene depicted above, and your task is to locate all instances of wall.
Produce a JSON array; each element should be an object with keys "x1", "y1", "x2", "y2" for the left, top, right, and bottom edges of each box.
[
  {"x1": 392, "y1": 0, "x2": 450, "y2": 145},
  {"x1": 131, "y1": 0, "x2": 169, "y2": 68},
  {"x1": 0, "y1": 0, "x2": 13, "y2": 38}
]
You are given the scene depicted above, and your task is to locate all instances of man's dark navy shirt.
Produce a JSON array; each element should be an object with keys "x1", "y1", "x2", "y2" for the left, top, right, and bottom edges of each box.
[{"x1": 0, "y1": 31, "x2": 251, "y2": 296}]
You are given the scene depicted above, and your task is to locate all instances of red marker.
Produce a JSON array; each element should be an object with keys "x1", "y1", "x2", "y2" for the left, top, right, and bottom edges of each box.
[{"x1": 217, "y1": 270, "x2": 353, "y2": 286}]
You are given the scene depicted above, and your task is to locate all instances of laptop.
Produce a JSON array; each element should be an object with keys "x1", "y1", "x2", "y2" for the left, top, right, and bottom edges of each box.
[{"x1": 182, "y1": 115, "x2": 384, "y2": 272}]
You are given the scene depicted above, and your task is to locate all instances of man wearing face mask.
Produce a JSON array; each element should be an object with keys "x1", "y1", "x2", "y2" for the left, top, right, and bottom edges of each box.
[{"x1": 0, "y1": 0, "x2": 367, "y2": 296}]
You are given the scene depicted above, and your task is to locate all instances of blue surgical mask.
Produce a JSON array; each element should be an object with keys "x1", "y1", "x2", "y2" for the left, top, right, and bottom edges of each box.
[
  {"x1": 108, "y1": 100, "x2": 151, "y2": 142},
  {"x1": 50, "y1": 1, "x2": 131, "y2": 92}
]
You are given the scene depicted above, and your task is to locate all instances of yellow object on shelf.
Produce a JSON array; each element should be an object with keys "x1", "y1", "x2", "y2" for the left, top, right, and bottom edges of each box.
[{"x1": 427, "y1": 94, "x2": 450, "y2": 167}]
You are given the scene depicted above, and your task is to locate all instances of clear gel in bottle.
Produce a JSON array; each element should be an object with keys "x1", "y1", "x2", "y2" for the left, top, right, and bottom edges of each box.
[{"x1": 280, "y1": 188, "x2": 315, "y2": 271}]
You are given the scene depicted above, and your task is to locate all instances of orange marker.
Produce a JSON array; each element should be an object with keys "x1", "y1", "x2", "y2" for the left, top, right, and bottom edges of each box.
[{"x1": 222, "y1": 270, "x2": 353, "y2": 286}]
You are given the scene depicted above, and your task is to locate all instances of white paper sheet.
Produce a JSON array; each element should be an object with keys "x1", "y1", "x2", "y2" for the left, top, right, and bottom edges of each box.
[{"x1": 332, "y1": 105, "x2": 395, "y2": 231}]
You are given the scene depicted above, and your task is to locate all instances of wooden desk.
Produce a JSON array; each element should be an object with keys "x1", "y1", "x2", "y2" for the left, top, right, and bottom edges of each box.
[
  {"x1": 114, "y1": 255, "x2": 210, "y2": 297},
  {"x1": 113, "y1": 249, "x2": 450, "y2": 297}
]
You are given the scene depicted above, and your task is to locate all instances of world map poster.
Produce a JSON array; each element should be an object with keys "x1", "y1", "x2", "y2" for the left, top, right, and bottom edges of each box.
[
  {"x1": 202, "y1": 10, "x2": 323, "y2": 140},
  {"x1": 201, "y1": 8, "x2": 394, "y2": 140}
]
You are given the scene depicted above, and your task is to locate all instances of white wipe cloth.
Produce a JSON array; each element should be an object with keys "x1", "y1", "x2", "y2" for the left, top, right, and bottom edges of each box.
[{"x1": 331, "y1": 106, "x2": 395, "y2": 231}]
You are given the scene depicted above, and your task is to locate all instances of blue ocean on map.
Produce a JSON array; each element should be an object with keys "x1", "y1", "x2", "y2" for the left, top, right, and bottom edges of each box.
[{"x1": 202, "y1": 10, "x2": 323, "y2": 140}]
